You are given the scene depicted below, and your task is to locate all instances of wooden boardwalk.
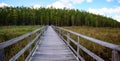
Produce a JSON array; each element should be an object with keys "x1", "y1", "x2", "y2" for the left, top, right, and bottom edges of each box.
[
  {"x1": 30, "y1": 26, "x2": 77, "y2": 61},
  {"x1": 0, "y1": 26, "x2": 120, "y2": 61}
]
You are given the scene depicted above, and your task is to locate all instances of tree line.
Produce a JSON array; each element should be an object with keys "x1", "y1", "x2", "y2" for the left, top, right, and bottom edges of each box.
[{"x1": 0, "y1": 7, "x2": 120, "y2": 27}]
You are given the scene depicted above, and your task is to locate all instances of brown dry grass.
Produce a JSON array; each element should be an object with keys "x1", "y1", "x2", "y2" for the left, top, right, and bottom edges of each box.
[
  {"x1": 63, "y1": 26, "x2": 120, "y2": 61},
  {"x1": 0, "y1": 25, "x2": 40, "y2": 61}
]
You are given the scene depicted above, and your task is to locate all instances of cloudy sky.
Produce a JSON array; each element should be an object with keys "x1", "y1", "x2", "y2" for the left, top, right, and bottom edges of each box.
[{"x1": 0, "y1": 0, "x2": 120, "y2": 22}]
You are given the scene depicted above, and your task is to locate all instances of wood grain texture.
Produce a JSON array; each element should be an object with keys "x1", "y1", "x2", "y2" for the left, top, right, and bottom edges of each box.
[{"x1": 30, "y1": 26, "x2": 77, "y2": 61}]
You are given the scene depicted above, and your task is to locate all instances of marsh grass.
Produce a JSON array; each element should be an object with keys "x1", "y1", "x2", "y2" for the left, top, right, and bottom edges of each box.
[
  {"x1": 63, "y1": 26, "x2": 120, "y2": 61},
  {"x1": 0, "y1": 26, "x2": 40, "y2": 61}
]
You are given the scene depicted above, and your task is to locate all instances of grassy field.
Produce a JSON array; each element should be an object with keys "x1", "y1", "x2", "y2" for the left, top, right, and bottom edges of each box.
[
  {"x1": 0, "y1": 25, "x2": 41, "y2": 61},
  {"x1": 63, "y1": 26, "x2": 120, "y2": 61}
]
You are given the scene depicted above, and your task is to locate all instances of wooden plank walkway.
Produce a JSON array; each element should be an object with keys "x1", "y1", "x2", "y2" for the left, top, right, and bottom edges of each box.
[{"x1": 30, "y1": 26, "x2": 77, "y2": 61}]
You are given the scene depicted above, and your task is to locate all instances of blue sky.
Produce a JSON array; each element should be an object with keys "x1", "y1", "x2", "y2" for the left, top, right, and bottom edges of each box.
[{"x1": 0, "y1": 0, "x2": 120, "y2": 22}]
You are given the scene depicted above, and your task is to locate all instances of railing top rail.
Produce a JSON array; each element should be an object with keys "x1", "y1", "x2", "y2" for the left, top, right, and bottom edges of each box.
[
  {"x1": 0, "y1": 26, "x2": 44, "y2": 49},
  {"x1": 56, "y1": 26, "x2": 120, "y2": 51},
  {"x1": 10, "y1": 32, "x2": 41, "y2": 61}
]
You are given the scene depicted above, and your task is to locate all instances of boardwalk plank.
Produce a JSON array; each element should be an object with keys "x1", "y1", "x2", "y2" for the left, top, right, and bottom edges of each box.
[{"x1": 30, "y1": 26, "x2": 77, "y2": 61}]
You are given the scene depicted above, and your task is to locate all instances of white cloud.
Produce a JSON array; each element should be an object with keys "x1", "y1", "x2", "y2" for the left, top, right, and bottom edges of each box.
[
  {"x1": 70, "y1": 0, "x2": 84, "y2": 4},
  {"x1": 33, "y1": 4, "x2": 41, "y2": 9},
  {"x1": 0, "y1": 3, "x2": 9, "y2": 7},
  {"x1": 88, "y1": 7, "x2": 120, "y2": 15},
  {"x1": 113, "y1": 15, "x2": 120, "y2": 22},
  {"x1": 47, "y1": 0, "x2": 72, "y2": 9},
  {"x1": 106, "y1": 0, "x2": 113, "y2": 2},
  {"x1": 86, "y1": 0, "x2": 93, "y2": 3},
  {"x1": 47, "y1": 0, "x2": 86, "y2": 9},
  {"x1": 87, "y1": 7, "x2": 120, "y2": 22}
]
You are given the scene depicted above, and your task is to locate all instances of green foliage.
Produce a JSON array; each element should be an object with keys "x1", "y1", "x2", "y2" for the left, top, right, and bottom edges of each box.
[{"x1": 0, "y1": 7, "x2": 120, "y2": 27}]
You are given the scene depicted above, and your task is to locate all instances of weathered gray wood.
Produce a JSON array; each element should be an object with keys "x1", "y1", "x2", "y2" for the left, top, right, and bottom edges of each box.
[
  {"x1": 30, "y1": 35, "x2": 32, "y2": 52},
  {"x1": 53, "y1": 26, "x2": 85, "y2": 61},
  {"x1": 77, "y1": 36, "x2": 80, "y2": 61},
  {"x1": 25, "y1": 35, "x2": 42, "y2": 61},
  {"x1": 68, "y1": 44, "x2": 85, "y2": 61},
  {"x1": 0, "y1": 49, "x2": 5, "y2": 61},
  {"x1": 112, "y1": 50, "x2": 120, "y2": 61},
  {"x1": 67, "y1": 32, "x2": 70, "y2": 46},
  {"x1": 30, "y1": 26, "x2": 77, "y2": 61},
  {"x1": 26, "y1": 27, "x2": 46, "y2": 61},
  {"x1": 57, "y1": 27, "x2": 120, "y2": 51},
  {"x1": 8, "y1": 26, "x2": 46, "y2": 61},
  {"x1": 0, "y1": 27, "x2": 43, "y2": 49},
  {"x1": 51, "y1": 26, "x2": 120, "y2": 61},
  {"x1": 53, "y1": 26, "x2": 105, "y2": 61},
  {"x1": 0, "y1": 26, "x2": 46, "y2": 61},
  {"x1": 65, "y1": 35, "x2": 104, "y2": 61},
  {"x1": 59, "y1": 34, "x2": 85, "y2": 61},
  {"x1": 10, "y1": 33, "x2": 41, "y2": 61}
]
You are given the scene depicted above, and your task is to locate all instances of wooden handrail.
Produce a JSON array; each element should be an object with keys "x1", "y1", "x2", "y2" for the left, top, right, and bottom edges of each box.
[
  {"x1": 65, "y1": 34, "x2": 104, "y2": 61},
  {"x1": 0, "y1": 26, "x2": 47, "y2": 61},
  {"x1": 52, "y1": 26, "x2": 120, "y2": 61},
  {"x1": 57, "y1": 27, "x2": 120, "y2": 51},
  {"x1": 0, "y1": 27, "x2": 43, "y2": 49},
  {"x1": 10, "y1": 32, "x2": 41, "y2": 61}
]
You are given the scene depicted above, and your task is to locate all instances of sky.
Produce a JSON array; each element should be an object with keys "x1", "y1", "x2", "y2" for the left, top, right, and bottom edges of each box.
[{"x1": 0, "y1": 0, "x2": 120, "y2": 22}]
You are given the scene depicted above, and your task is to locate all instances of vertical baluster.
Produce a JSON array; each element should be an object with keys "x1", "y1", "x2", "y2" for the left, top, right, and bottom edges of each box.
[
  {"x1": 60, "y1": 30, "x2": 62, "y2": 36},
  {"x1": 41, "y1": 28, "x2": 43, "y2": 36},
  {"x1": 57, "y1": 28, "x2": 59, "y2": 34},
  {"x1": 112, "y1": 50, "x2": 120, "y2": 61},
  {"x1": 0, "y1": 49, "x2": 5, "y2": 61},
  {"x1": 67, "y1": 32, "x2": 70, "y2": 46},
  {"x1": 36, "y1": 31, "x2": 39, "y2": 41},
  {"x1": 58, "y1": 29, "x2": 60, "y2": 35},
  {"x1": 44, "y1": 26, "x2": 46, "y2": 33},
  {"x1": 59, "y1": 29, "x2": 61, "y2": 35},
  {"x1": 61, "y1": 30, "x2": 63, "y2": 36},
  {"x1": 29, "y1": 35, "x2": 32, "y2": 55},
  {"x1": 77, "y1": 36, "x2": 80, "y2": 61},
  {"x1": 36, "y1": 31, "x2": 38, "y2": 36},
  {"x1": 40, "y1": 28, "x2": 44, "y2": 36}
]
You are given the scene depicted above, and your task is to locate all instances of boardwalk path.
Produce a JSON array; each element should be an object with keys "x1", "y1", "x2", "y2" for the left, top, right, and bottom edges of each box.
[{"x1": 30, "y1": 26, "x2": 77, "y2": 61}]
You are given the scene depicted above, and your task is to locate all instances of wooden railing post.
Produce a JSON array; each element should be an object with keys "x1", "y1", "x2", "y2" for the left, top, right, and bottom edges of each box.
[
  {"x1": 77, "y1": 36, "x2": 80, "y2": 61},
  {"x1": 41, "y1": 27, "x2": 45, "y2": 36},
  {"x1": 58, "y1": 28, "x2": 60, "y2": 35},
  {"x1": 36, "y1": 32, "x2": 38, "y2": 36},
  {"x1": 112, "y1": 50, "x2": 120, "y2": 61},
  {"x1": 29, "y1": 35, "x2": 32, "y2": 54},
  {"x1": 41, "y1": 28, "x2": 43, "y2": 36},
  {"x1": 36, "y1": 31, "x2": 39, "y2": 41},
  {"x1": 61, "y1": 30, "x2": 63, "y2": 36},
  {"x1": 67, "y1": 32, "x2": 70, "y2": 46},
  {"x1": 43, "y1": 26, "x2": 45, "y2": 32},
  {"x1": 58, "y1": 29, "x2": 60, "y2": 35},
  {"x1": 0, "y1": 49, "x2": 5, "y2": 61},
  {"x1": 60, "y1": 30, "x2": 62, "y2": 36}
]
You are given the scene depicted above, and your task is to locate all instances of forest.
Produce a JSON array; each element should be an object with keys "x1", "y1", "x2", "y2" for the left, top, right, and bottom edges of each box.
[{"x1": 0, "y1": 6, "x2": 120, "y2": 27}]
